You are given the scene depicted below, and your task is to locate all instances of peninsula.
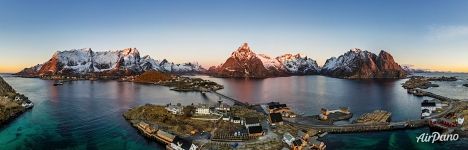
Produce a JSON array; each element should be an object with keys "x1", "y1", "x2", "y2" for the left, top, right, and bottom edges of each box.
[{"x1": 0, "y1": 76, "x2": 33, "y2": 125}]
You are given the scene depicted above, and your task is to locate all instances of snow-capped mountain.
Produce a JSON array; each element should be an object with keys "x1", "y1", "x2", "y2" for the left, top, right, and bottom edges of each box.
[
  {"x1": 321, "y1": 48, "x2": 407, "y2": 78},
  {"x1": 17, "y1": 48, "x2": 203, "y2": 77},
  {"x1": 401, "y1": 65, "x2": 430, "y2": 74},
  {"x1": 208, "y1": 43, "x2": 320, "y2": 78}
]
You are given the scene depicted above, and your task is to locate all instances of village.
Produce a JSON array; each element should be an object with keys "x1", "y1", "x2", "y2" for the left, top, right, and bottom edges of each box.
[{"x1": 123, "y1": 101, "x2": 328, "y2": 150}]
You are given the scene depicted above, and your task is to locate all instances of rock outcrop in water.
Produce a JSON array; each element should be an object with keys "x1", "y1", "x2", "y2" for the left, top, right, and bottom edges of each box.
[
  {"x1": 208, "y1": 43, "x2": 320, "y2": 78},
  {"x1": 17, "y1": 48, "x2": 204, "y2": 77},
  {"x1": 321, "y1": 49, "x2": 407, "y2": 79}
]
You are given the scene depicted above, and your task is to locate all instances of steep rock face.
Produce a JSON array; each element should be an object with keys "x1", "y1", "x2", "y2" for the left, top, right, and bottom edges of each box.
[
  {"x1": 17, "y1": 48, "x2": 203, "y2": 77},
  {"x1": 208, "y1": 43, "x2": 320, "y2": 78},
  {"x1": 321, "y1": 48, "x2": 406, "y2": 78}
]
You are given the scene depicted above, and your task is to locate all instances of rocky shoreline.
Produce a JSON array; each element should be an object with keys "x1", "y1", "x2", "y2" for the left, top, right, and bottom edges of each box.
[
  {"x1": 402, "y1": 76, "x2": 458, "y2": 89},
  {"x1": 0, "y1": 76, "x2": 33, "y2": 126}
]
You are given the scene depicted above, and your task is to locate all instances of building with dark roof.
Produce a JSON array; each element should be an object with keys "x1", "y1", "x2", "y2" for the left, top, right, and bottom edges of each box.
[
  {"x1": 269, "y1": 113, "x2": 284, "y2": 125},
  {"x1": 245, "y1": 117, "x2": 260, "y2": 128},
  {"x1": 247, "y1": 125, "x2": 264, "y2": 136},
  {"x1": 292, "y1": 139, "x2": 304, "y2": 150},
  {"x1": 267, "y1": 102, "x2": 287, "y2": 110},
  {"x1": 421, "y1": 100, "x2": 436, "y2": 107}
]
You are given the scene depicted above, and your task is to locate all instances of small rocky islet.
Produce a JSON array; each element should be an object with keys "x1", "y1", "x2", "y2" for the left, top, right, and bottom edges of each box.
[{"x1": 402, "y1": 76, "x2": 458, "y2": 89}]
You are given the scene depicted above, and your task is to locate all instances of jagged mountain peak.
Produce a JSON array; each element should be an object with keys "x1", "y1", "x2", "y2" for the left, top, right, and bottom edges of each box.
[
  {"x1": 209, "y1": 43, "x2": 320, "y2": 78},
  {"x1": 237, "y1": 43, "x2": 251, "y2": 52},
  {"x1": 322, "y1": 48, "x2": 406, "y2": 78},
  {"x1": 231, "y1": 43, "x2": 256, "y2": 60},
  {"x1": 121, "y1": 48, "x2": 139, "y2": 55},
  {"x1": 349, "y1": 48, "x2": 362, "y2": 53}
]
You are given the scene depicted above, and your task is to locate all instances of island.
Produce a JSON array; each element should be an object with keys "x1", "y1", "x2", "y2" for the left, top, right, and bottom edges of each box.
[
  {"x1": 123, "y1": 71, "x2": 224, "y2": 92},
  {"x1": 0, "y1": 76, "x2": 33, "y2": 125}
]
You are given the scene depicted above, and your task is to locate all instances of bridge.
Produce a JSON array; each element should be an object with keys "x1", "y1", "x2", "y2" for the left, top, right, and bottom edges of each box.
[{"x1": 210, "y1": 91, "x2": 248, "y2": 106}]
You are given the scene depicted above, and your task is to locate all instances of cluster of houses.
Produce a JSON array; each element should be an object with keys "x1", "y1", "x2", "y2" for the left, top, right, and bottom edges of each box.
[
  {"x1": 12, "y1": 94, "x2": 33, "y2": 109},
  {"x1": 169, "y1": 76, "x2": 223, "y2": 91},
  {"x1": 282, "y1": 129, "x2": 326, "y2": 150},
  {"x1": 267, "y1": 102, "x2": 296, "y2": 118},
  {"x1": 136, "y1": 121, "x2": 198, "y2": 150},
  {"x1": 421, "y1": 99, "x2": 446, "y2": 118},
  {"x1": 265, "y1": 102, "x2": 294, "y2": 126},
  {"x1": 165, "y1": 102, "x2": 265, "y2": 137}
]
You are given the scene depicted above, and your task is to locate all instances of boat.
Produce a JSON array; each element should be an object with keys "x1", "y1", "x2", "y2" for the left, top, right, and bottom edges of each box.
[{"x1": 53, "y1": 81, "x2": 64, "y2": 86}]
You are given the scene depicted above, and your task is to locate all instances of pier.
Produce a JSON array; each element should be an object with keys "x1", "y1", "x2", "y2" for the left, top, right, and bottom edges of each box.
[
  {"x1": 288, "y1": 119, "x2": 429, "y2": 133},
  {"x1": 287, "y1": 91, "x2": 461, "y2": 133}
]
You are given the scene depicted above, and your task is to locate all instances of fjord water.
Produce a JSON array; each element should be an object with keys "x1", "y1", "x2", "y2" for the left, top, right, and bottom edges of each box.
[{"x1": 0, "y1": 74, "x2": 467, "y2": 149}]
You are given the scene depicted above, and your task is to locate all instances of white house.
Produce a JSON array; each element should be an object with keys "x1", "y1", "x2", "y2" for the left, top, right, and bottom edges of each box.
[
  {"x1": 195, "y1": 104, "x2": 210, "y2": 115},
  {"x1": 458, "y1": 117, "x2": 465, "y2": 125},
  {"x1": 282, "y1": 132, "x2": 295, "y2": 147},
  {"x1": 166, "y1": 105, "x2": 183, "y2": 115},
  {"x1": 421, "y1": 100, "x2": 443, "y2": 113},
  {"x1": 421, "y1": 109, "x2": 431, "y2": 118},
  {"x1": 230, "y1": 116, "x2": 243, "y2": 125},
  {"x1": 215, "y1": 103, "x2": 230, "y2": 112}
]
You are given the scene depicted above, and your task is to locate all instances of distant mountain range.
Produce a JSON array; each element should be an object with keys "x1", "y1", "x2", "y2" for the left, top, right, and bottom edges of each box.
[
  {"x1": 401, "y1": 65, "x2": 431, "y2": 73},
  {"x1": 17, "y1": 48, "x2": 203, "y2": 77},
  {"x1": 17, "y1": 43, "x2": 408, "y2": 79}
]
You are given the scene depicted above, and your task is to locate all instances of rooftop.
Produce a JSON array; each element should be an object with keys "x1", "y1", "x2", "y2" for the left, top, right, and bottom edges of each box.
[
  {"x1": 270, "y1": 113, "x2": 284, "y2": 123},
  {"x1": 245, "y1": 117, "x2": 260, "y2": 125},
  {"x1": 248, "y1": 125, "x2": 263, "y2": 134}
]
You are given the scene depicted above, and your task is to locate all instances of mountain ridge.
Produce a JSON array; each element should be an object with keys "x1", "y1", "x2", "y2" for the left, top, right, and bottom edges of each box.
[
  {"x1": 17, "y1": 48, "x2": 204, "y2": 77},
  {"x1": 17, "y1": 44, "x2": 407, "y2": 79}
]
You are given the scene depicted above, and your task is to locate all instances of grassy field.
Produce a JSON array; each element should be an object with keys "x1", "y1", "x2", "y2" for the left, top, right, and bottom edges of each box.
[
  {"x1": 123, "y1": 104, "x2": 218, "y2": 136},
  {"x1": 0, "y1": 97, "x2": 25, "y2": 124}
]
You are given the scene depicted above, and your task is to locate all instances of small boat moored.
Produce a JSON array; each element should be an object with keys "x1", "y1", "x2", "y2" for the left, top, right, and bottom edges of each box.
[{"x1": 53, "y1": 81, "x2": 64, "y2": 86}]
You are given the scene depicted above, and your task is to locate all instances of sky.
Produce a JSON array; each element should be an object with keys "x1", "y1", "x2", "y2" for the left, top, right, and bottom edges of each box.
[{"x1": 1, "y1": 0, "x2": 468, "y2": 73}]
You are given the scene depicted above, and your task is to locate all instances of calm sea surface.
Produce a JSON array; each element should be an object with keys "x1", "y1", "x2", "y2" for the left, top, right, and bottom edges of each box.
[{"x1": 0, "y1": 73, "x2": 467, "y2": 150}]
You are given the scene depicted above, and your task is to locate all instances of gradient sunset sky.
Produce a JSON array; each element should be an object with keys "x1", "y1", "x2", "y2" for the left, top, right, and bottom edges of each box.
[{"x1": 1, "y1": 0, "x2": 467, "y2": 73}]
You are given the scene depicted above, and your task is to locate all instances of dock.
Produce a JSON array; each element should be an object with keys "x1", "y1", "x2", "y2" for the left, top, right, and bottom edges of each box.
[{"x1": 288, "y1": 119, "x2": 429, "y2": 133}]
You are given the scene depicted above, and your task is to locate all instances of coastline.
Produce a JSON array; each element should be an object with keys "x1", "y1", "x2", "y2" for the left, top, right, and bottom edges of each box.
[{"x1": 0, "y1": 76, "x2": 34, "y2": 128}]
